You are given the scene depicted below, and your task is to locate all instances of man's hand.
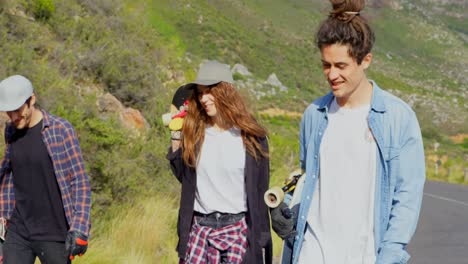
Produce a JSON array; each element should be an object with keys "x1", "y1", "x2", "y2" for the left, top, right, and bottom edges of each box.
[
  {"x1": 65, "y1": 231, "x2": 88, "y2": 260},
  {"x1": 270, "y1": 202, "x2": 297, "y2": 240}
]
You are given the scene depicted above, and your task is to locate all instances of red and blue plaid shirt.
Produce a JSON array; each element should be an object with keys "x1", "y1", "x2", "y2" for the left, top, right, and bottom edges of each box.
[
  {"x1": 183, "y1": 216, "x2": 248, "y2": 264},
  {"x1": 0, "y1": 110, "x2": 91, "y2": 237}
]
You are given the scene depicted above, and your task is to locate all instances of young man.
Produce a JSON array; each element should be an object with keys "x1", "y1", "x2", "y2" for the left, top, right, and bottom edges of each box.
[
  {"x1": 275, "y1": 1, "x2": 426, "y2": 264},
  {"x1": 0, "y1": 75, "x2": 91, "y2": 263}
]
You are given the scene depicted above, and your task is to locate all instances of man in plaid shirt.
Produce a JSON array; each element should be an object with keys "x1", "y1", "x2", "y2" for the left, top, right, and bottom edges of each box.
[{"x1": 0, "y1": 75, "x2": 91, "y2": 263}]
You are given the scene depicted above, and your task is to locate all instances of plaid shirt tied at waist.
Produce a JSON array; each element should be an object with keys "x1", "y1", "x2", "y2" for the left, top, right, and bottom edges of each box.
[
  {"x1": 0, "y1": 110, "x2": 91, "y2": 237},
  {"x1": 184, "y1": 214, "x2": 248, "y2": 264}
]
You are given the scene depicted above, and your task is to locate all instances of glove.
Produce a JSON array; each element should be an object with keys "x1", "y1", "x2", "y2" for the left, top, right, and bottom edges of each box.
[
  {"x1": 270, "y1": 202, "x2": 297, "y2": 240},
  {"x1": 65, "y1": 231, "x2": 88, "y2": 260},
  {"x1": 0, "y1": 217, "x2": 7, "y2": 242}
]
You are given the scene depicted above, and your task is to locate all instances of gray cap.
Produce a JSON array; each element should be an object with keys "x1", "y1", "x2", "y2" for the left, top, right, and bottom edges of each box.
[
  {"x1": 189, "y1": 60, "x2": 234, "y2": 88},
  {"x1": 0, "y1": 75, "x2": 34, "y2": 111}
]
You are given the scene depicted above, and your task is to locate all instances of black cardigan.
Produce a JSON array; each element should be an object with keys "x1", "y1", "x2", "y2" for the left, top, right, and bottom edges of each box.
[{"x1": 167, "y1": 137, "x2": 272, "y2": 264}]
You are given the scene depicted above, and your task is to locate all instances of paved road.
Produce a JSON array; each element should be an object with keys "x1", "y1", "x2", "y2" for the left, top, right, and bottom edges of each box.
[{"x1": 408, "y1": 181, "x2": 468, "y2": 264}]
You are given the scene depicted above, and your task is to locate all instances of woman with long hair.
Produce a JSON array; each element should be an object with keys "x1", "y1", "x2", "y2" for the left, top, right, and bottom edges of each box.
[{"x1": 167, "y1": 60, "x2": 272, "y2": 264}]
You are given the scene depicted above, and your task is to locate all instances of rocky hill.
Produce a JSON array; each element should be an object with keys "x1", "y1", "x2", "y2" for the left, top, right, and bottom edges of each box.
[
  {"x1": 0, "y1": 0, "x2": 466, "y2": 212},
  {"x1": 0, "y1": 1, "x2": 466, "y2": 262}
]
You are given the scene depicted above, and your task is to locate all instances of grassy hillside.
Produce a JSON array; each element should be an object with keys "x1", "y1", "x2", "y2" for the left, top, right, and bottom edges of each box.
[
  {"x1": 146, "y1": 0, "x2": 467, "y2": 177},
  {"x1": 0, "y1": 0, "x2": 466, "y2": 263},
  {"x1": 149, "y1": 0, "x2": 467, "y2": 132}
]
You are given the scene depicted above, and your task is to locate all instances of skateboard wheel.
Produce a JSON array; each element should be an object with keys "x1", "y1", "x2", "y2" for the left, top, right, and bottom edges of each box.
[
  {"x1": 169, "y1": 118, "x2": 184, "y2": 131},
  {"x1": 264, "y1": 186, "x2": 285, "y2": 208},
  {"x1": 162, "y1": 112, "x2": 173, "y2": 126}
]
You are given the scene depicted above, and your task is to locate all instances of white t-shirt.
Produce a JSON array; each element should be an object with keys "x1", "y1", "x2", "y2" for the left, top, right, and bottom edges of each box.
[
  {"x1": 194, "y1": 126, "x2": 247, "y2": 214},
  {"x1": 298, "y1": 98, "x2": 377, "y2": 264}
]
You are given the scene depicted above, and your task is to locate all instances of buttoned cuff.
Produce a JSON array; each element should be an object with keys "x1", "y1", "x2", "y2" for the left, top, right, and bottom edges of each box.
[{"x1": 377, "y1": 243, "x2": 410, "y2": 264}]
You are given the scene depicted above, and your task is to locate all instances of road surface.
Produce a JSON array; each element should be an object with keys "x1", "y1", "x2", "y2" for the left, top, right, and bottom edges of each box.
[
  {"x1": 272, "y1": 180, "x2": 468, "y2": 263},
  {"x1": 408, "y1": 180, "x2": 468, "y2": 264}
]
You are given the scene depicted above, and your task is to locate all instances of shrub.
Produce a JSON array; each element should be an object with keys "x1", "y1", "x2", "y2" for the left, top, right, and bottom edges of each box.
[
  {"x1": 31, "y1": 0, "x2": 55, "y2": 20},
  {"x1": 233, "y1": 72, "x2": 247, "y2": 81},
  {"x1": 462, "y1": 138, "x2": 468, "y2": 150}
]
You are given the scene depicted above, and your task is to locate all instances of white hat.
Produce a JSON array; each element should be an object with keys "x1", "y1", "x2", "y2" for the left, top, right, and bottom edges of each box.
[
  {"x1": 188, "y1": 60, "x2": 234, "y2": 88},
  {"x1": 0, "y1": 75, "x2": 34, "y2": 111}
]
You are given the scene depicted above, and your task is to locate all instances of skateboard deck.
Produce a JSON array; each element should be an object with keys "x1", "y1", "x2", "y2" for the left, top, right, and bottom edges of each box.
[
  {"x1": 265, "y1": 170, "x2": 306, "y2": 262},
  {"x1": 264, "y1": 170, "x2": 304, "y2": 208},
  {"x1": 162, "y1": 84, "x2": 192, "y2": 130}
]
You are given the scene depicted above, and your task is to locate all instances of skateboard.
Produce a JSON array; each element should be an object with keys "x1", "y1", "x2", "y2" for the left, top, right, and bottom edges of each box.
[
  {"x1": 162, "y1": 84, "x2": 192, "y2": 131},
  {"x1": 265, "y1": 170, "x2": 306, "y2": 262},
  {"x1": 264, "y1": 170, "x2": 304, "y2": 208}
]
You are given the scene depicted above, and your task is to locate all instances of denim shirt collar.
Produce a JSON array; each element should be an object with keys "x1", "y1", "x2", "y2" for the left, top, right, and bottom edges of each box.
[
  {"x1": 317, "y1": 92, "x2": 334, "y2": 112},
  {"x1": 369, "y1": 80, "x2": 386, "y2": 113},
  {"x1": 317, "y1": 80, "x2": 386, "y2": 113}
]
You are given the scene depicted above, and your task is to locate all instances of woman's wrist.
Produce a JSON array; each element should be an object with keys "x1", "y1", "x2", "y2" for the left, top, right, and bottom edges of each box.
[
  {"x1": 171, "y1": 130, "x2": 182, "y2": 140},
  {"x1": 171, "y1": 140, "x2": 181, "y2": 152}
]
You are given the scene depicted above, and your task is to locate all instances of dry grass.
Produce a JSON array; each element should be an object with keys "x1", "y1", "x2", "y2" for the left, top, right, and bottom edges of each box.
[
  {"x1": 74, "y1": 196, "x2": 179, "y2": 264},
  {"x1": 69, "y1": 194, "x2": 287, "y2": 263}
]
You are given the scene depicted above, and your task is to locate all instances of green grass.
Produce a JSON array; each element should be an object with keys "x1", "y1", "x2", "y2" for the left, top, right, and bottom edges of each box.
[{"x1": 144, "y1": 0, "x2": 466, "y2": 133}]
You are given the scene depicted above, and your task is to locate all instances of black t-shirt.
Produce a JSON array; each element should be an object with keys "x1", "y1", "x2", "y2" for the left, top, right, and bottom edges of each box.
[{"x1": 9, "y1": 119, "x2": 68, "y2": 241}]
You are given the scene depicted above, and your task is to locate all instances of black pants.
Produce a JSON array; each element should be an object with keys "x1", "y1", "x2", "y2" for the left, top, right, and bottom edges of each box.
[{"x1": 3, "y1": 230, "x2": 70, "y2": 264}]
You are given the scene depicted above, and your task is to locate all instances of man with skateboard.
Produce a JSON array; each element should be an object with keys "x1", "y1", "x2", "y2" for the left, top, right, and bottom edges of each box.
[
  {"x1": 0, "y1": 75, "x2": 91, "y2": 263},
  {"x1": 272, "y1": 1, "x2": 426, "y2": 264}
]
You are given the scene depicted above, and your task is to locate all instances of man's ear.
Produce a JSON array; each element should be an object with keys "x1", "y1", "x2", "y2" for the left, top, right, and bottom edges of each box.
[
  {"x1": 362, "y1": 53, "x2": 372, "y2": 69},
  {"x1": 29, "y1": 93, "x2": 37, "y2": 107}
]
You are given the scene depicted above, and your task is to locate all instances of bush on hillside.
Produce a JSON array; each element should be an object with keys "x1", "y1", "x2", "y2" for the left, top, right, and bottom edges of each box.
[
  {"x1": 462, "y1": 139, "x2": 468, "y2": 150},
  {"x1": 78, "y1": 0, "x2": 121, "y2": 16},
  {"x1": 30, "y1": 0, "x2": 55, "y2": 20},
  {"x1": 48, "y1": 0, "x2": 167, "y2": 113}
]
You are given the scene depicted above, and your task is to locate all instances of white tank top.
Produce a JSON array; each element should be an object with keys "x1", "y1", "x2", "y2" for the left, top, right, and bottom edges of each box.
[{"x1": 194, "y1": 126, "x2": 247, "y2": 214}]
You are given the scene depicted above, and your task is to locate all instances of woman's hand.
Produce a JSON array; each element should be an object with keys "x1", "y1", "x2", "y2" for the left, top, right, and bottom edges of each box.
[{"x1": 171, "y1": 130, "x2": 182, "y2": 152}]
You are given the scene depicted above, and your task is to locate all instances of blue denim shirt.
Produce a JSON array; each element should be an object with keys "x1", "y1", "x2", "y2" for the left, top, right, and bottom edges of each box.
[{"x1": 282, "y1": 81, "x2": 425, "y2": 264}]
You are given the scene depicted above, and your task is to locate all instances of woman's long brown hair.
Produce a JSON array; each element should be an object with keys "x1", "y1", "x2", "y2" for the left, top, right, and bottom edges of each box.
[{"x1": 181, "y1": 82, "x2": 268, "y2": 167}]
